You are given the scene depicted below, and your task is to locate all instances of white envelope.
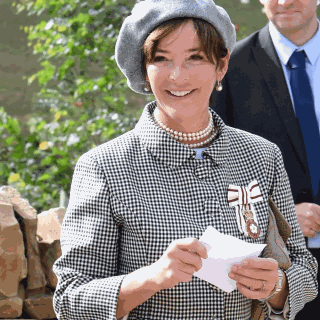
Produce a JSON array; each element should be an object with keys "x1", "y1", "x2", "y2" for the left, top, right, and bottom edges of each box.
[{"x1": 194, "y1": 226, "x2": 266, "y2": 292}]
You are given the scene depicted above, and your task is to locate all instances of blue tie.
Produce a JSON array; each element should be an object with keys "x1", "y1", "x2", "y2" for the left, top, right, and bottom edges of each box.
[{"x1": 287, "y1": 50, "x2": 320, "y2": 197}]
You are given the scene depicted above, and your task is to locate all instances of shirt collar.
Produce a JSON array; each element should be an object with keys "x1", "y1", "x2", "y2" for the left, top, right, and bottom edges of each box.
[
  {"x1": 269, "y1": 20, "x2": 320, "y2": 66},
  {"x1": 134, "y1": 101, "x2": 230, "y2": 168}
]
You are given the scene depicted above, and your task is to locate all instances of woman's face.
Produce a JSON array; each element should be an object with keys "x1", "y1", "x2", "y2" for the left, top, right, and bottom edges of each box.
[{"x1": 146, "y1": 21, "x2": 229, "y2": 123}]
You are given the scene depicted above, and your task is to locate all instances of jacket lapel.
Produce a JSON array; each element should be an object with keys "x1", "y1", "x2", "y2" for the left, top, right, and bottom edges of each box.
[{"x1": 252, "y1": 24, "x2": 308, "y2": 170}]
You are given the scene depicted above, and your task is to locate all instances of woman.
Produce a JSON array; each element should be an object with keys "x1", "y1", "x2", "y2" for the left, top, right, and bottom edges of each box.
[{"x1": 53, "y1": 0, "x2": 317, "y2": 319}]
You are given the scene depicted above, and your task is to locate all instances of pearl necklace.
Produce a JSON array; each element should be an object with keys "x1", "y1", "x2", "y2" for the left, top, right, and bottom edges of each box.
[{"x1": 153, "y1": 112, "x2": 216, "y2": 148}]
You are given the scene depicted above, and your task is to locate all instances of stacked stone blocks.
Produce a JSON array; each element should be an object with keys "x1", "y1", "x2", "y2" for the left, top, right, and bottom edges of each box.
[{"x1": 0, "y1": 186, "x2": 65, "y2": 319}]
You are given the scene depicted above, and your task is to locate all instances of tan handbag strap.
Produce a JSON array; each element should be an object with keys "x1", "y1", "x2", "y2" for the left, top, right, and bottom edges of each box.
[
  {"x1": 268, "y1": 197, "x2": 292, "y2": 243},
  {"x1": 251, "y1": 300, "x2": 266, "y2": 320}
]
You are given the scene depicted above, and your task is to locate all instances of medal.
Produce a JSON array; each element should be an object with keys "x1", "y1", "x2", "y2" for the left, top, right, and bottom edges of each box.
[
  {"x1": 243, "y1": 206, "x2": 261, "y2": 240},
  {"x1": 228, "y1": 180, "x2": 263, "y2": 240}
]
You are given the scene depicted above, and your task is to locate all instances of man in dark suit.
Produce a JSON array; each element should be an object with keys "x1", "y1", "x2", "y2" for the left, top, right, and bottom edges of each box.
[{"x1": 211, "y1": 0, "x2": 320, "y2": 317}]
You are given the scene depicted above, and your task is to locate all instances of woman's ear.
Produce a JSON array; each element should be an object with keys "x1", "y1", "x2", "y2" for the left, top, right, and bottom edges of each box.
[
  {"x1": 145, "y1": 66, "x2": 150, "y2": 83},
  {"x1": 217, "y1": 49, "x2": 230, "y2": 81}
]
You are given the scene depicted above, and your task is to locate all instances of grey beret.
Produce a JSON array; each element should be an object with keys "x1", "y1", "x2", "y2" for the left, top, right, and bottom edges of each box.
[{"x1": 115, "y1": 0, "x2": 236, "y2": 95}]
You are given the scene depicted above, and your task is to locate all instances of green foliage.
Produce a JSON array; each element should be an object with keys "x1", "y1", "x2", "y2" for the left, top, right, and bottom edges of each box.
[
  {"x1": 0, "y1": 97, "x2": 137, "y2": 212},
  {"x1": 7, "y1": 0, "x2": 140, "y2": 211},
  {"x1": 14, "y1": 0, "x2": 136, "y2": 113}
]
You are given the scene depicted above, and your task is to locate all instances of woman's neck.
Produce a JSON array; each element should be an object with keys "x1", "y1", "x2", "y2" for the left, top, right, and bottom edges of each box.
[
  {"x1": 154, "y1": 106, "x2": 211, "y2": 133},
  {"x1": 153, "y1": 106, "x2": 214, "y2": 148}
]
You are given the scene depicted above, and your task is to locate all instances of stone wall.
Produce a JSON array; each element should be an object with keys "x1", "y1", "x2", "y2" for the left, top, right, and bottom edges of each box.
[{"x1": 0, "y1": 186, "x2": 65, "y2": 319}]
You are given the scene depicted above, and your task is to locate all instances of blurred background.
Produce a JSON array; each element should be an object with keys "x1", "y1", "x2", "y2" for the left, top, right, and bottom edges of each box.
[{"x1": 0, "y1": 0, "x2": 319, "y2": 212}]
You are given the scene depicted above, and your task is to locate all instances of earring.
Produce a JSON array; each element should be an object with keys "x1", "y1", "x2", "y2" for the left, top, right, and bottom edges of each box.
[
  {"x1": 144, "y1": 82, "x2": 151, "y2": 92},
  {"x1": 215, "y1": 80, "x2": 223, "y2": 91}
]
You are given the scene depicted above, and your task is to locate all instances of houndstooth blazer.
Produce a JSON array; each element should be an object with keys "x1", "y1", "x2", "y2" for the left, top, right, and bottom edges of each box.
[{"x1": 53, "y1": 101, "x2": 317, "y2": 320}]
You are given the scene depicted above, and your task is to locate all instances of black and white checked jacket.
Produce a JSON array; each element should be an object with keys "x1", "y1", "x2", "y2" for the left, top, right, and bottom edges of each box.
[{"x1": 53, "y1": 102, "x2": 318, "y2": 320}]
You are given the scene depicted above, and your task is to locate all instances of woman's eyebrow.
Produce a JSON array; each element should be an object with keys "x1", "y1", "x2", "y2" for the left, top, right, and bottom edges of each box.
[
  {"x1": 155, "y1": 49, "x2": 169, "y2": 53},
  {"x1": 155, "y1": 47, "x2": 202, "y2": 53},
  {"x1": 187, "y1": 48, "x2": 202, "y2": 52}
]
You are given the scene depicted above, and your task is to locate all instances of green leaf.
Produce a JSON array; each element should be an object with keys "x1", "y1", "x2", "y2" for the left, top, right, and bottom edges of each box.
[
  {"x1": 6, "y1": 117, "x2": 21, "y2": 135},
  {"x1": 38, "y1": 173, "x2": 52, "y2": 182},
  {"x1": 37, "y1": 120, "x2": 46, "y2": 131},
  {"x1": 57, "y1": 158, "x2": 70, "y2": 168},
  {"x1": 58, "y1": 59, "x2": 75, "y2": 79},
  {"x1": 0, "y1": 162, "x2": 9, "y2": 175},
  {"x1": 41, "y1": 156, "x2": 54, "y2": 166},
  {"x1": 37, "y1": 61, "x2": 56, "y2": 85},
  {"x1": 5, "y1": 136, "x2": 15, "y2": 146}
]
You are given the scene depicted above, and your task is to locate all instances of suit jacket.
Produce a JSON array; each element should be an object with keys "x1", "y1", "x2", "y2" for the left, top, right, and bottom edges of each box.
[
  {"x1": 211, "y1": 24, "x2": 320, "y2": 206},
  {"x1": 53, "y1": 102, "x2": 317, "y2": 319}
]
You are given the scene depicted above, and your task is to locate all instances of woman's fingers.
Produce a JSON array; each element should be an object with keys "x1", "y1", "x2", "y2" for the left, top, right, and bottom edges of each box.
[
  {"x1": 166, "y1": 238, "x2": 207, "y2": 271},
  {"x1": 151, "y1": 237, "x2": 207, "y2": 290},
  {"x1": 229, "y1": 271, "x2": 273, "y2": 292},
  {"x1": 229, "y1": 264, "x2": 277, "y2": 281},
  {"x1": 228, "y1": 257, "x2": 279, "y2": 299},
  {"x1": 169, "y1": 249, "x2": 203, "y2": 271},
  {"x1": 236, "y1": 282, "x2": 272, "y2": 300},
  {"x1": 164, "y1": 251, "x2": 200, "y2": 274},
  {"x1": 170, "y1": 238, "x2": 208, "y2": 259},
  {"x1": 240, "y1": 257, "x2": 278, "y2": 270}
]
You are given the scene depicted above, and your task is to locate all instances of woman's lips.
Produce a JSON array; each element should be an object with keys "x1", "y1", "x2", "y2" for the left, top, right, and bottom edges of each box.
[{"x1": 166, "y1": 89, "x2": 196, "y2": 97}]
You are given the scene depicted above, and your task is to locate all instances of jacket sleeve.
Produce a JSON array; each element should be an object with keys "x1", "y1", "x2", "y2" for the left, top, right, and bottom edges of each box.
[
  {"x1": 53, "y1": 152, "x2": 125, "y2": 320},
  {"x1": 267, "y1": 144, "x2": 318, "y2": 319}
]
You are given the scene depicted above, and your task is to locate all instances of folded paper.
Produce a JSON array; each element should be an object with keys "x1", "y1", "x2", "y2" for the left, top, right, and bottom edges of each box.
[{"x1": 194, "y1": 226, "x2": 266, "y2": 292}]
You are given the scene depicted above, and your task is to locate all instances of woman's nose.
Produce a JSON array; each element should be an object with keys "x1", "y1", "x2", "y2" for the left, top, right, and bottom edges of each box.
[
  {"x1": 169, "y1": 65, "x2": 188, "y2": 81},
  {"x1": 278, "y1": 0, "x2": 294, "y2": 7}
]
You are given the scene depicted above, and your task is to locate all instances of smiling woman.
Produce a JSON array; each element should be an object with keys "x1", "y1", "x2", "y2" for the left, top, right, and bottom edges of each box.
[
  {"x1": 143, "y1": 19, "x2": 229, "y2": 147},
  {"x1": 52, "y1": 1, "x2": 318, "y2": 320}
]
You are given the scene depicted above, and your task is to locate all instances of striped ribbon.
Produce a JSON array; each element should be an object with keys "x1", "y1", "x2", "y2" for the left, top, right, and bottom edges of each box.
[{"x1": 228, "y1": 180, "x2": 263, "y2": 237}]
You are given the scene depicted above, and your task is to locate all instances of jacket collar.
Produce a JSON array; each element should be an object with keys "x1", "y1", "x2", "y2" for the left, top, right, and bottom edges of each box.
[{"x1": 134, "y1": 101, "x2": 230, "y2": 168}]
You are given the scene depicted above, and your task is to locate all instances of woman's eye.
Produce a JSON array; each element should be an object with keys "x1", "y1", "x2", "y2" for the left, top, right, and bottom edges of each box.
[
  {"x1": 190, "y1": 54, "x2": 204, "y2": 60},
  {"x1": 154, "y1": 56, "x2": 167, "y2": 62}
]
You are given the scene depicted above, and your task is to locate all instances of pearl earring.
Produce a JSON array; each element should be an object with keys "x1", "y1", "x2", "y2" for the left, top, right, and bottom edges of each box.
[
  {"x1": 144, "y1": 82, "x2": 151, "y2": 92},
  {"x1": 215, "y1": 80, "x2": 223, "y2": 92}
]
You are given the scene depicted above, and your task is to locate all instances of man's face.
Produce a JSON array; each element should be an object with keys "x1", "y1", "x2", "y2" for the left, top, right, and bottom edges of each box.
[{"x1": 260, "y1": 0, "x2": 318, "y2": 33}]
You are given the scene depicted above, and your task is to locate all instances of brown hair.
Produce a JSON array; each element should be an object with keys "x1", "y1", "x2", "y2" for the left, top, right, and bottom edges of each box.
[{"x1": 142, "y1": 18, "x2": 228, "y2": 77}]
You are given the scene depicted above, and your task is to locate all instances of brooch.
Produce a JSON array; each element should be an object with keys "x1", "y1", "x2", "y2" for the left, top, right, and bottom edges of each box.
[{"x1": 228, "y1": 180, "x2": 263, "y2": 240}]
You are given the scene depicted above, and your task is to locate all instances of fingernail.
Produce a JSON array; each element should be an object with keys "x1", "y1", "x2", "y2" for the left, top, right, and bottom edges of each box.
[
  {"x1": 242, "y1": 260, "x2": 249, "y2": 266},
  {"x1": 231, "y1": 266, "x2": 238, "y2": 272}
]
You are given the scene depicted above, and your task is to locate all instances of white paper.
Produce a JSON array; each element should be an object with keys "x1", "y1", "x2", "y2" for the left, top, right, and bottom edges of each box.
[{"x1": 194, "y1": 226, "x2": 266, "y2": 293}]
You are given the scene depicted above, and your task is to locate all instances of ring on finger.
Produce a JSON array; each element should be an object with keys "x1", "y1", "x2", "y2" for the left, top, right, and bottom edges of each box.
[{"x1": 260, "y1": 280, "x2": 266, "y2": 291}]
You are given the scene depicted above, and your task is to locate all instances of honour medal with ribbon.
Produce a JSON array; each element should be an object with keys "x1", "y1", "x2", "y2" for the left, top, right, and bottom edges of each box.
[
  {"x1": 228, "y1": 180, "x2": 263, "y2": 240},
  {"x1": 243, "y1": 204, "x2": 260, "y2": 240}
]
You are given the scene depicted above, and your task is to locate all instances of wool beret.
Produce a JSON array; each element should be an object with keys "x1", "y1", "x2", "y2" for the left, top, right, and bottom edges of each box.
[{"x1": 115, "y1": 0, "x2": 236, "y2": 95}]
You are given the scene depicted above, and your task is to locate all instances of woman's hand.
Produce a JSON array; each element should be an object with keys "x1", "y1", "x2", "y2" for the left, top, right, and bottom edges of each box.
[
  {"x1": 116, "y1": 238, "x2": 207, "y2": 318},
  {"x1": 228, "y1": 257, "x2": 279, "y2": 300},
  {"x1": 148, "y1": 238, "x2": 208, "y2": 291}
]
